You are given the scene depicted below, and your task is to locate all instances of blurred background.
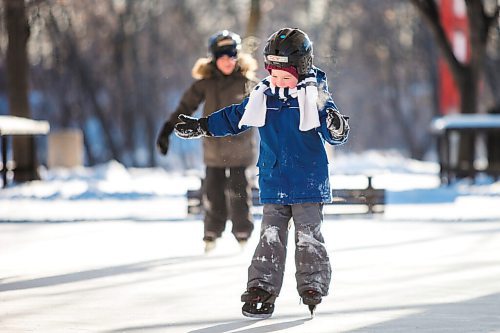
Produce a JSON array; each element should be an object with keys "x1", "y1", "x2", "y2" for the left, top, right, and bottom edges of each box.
[{"x1": 0, "y1": 0, "x2": 499, "y2": 179}]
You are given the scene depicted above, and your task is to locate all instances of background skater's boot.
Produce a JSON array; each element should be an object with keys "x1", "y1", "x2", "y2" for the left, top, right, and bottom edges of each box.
[
  {"x1": 203, "y1": 235, "x2": 216, "y2": 253},
  {"x1": 241, "y1": 287, "x2": 276, "y2": 319},
  {"x1": 234, "y1": 232, "x2": 250, "y2": 249},
  {"x1": 301, "y1": 290, "x2": 322, "y2": 317}
]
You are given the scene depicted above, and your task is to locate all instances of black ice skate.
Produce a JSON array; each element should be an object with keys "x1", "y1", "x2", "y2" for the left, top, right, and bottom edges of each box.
[
  {"x1": 241, "y1": 287, "x2": 276, "y2": 319},
  {"x1": 301, "y1": 290, "x2": 322, "y2": 317}
]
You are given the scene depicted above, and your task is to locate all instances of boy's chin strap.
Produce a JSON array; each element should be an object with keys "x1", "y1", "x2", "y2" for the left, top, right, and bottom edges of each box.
[{"x1": 238, "y1": 75, "x2": 320, "y2": 131}]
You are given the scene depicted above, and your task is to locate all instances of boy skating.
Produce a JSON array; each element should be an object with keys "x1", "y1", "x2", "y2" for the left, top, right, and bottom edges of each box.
[{"x1": 174, "y1": 28, "x2": 349, "y2": 317}]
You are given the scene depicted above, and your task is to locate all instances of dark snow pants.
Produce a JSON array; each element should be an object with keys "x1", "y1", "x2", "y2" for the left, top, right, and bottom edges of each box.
[
  {"x1": 203, "y1": 166, "x2": 254, "y2": 241},
  {"x1": 247, "y1": 203, "x2": 331, "y2": 297}
]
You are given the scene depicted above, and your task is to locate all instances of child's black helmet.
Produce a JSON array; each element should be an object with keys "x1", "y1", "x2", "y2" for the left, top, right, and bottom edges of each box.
[
  {"x1": 264, "y1": 28, "x2": 313, "y2": 75},
  {"x1": 208, "y1": 30, "x2": 241, "y2": 59}
]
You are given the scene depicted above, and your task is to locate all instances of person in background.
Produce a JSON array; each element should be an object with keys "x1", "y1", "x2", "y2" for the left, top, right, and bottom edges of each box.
[
  {"x1": 156, "y1": 30, "x2": 258, "y2": 252},
  {"x1": 172, "y1": 28, "x2": 350, "y2": 318}
]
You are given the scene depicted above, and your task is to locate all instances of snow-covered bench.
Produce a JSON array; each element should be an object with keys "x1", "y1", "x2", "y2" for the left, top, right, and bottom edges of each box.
[
  {"x1": 0, "y1": 115, "x2": 50, "y2": 187},
  {"x1": 430, "y1": 114, "x2": 500, "y2": 184},
  {"x1": 187, "y1": 175, "x2": 385, "y2": 215}
]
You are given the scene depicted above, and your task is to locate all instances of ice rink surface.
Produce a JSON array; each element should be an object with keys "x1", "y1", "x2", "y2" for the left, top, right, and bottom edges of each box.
[{"x1": 1, "y1": 218, "x2": 499, "y2": 333}]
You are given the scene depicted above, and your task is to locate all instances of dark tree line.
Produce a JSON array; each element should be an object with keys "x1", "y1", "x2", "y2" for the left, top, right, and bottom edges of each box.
[
  {"x1": 1, "y1": 0, "x2": 498, "y2": 175},
  {"x1": 3, "y1": 0, "x2": 37, "y2": 182}
]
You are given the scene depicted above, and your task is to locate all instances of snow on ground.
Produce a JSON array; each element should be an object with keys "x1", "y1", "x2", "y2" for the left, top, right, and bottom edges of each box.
[{"x1": 1, "y1": 151, "x2": 499, "y2": 222}]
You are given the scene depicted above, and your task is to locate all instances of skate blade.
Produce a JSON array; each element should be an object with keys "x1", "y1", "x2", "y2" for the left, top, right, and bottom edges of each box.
[
  {"x1": 308, "y1": 305, "x2": 316, "y2": 318},
  {"x1": 242, "y1": 310, "x2": 272, "y2": 319}
]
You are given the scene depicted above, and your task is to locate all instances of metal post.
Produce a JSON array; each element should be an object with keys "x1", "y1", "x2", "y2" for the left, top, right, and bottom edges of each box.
[{"x1": 1, "y1": 136, "x2": 8, "y2": 188}]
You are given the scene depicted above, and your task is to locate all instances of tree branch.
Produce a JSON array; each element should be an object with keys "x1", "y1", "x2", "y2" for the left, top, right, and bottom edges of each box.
[
  {"x1": 26, "y1": 0, "x2": 49, "y2": 9},
  {"x1": 410, "y1": 0, "x2": 464, "y2": 81}
]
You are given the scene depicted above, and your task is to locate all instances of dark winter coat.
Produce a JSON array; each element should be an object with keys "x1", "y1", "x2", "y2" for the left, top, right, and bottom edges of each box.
[
  {"x1": 206, "y1": 67, "x2": 347, "y2": 204},
  {"x1": 167, "y1": 56, "x2": 257, "y2": 167}
]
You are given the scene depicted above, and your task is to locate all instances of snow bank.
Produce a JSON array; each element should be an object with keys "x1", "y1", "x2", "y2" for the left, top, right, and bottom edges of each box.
[{"x1": 1, "y1": 152, "x2": 499, "y2": 222}]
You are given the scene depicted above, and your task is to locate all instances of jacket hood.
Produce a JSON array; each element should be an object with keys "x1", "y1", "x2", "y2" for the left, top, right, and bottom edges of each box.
[{"x1": 191, "y1": 53, "x2": 258, "y2": 80}]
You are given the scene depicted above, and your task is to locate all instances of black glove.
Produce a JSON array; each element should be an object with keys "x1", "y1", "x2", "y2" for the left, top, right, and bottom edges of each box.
[
  {"x1": 156, "y1": 121, "x2": 175, "y2": 155},
  {"x1": 174, "y1": 114, "x2": 212, "y2": 139},
  {"x1": 326, "y1": 109, "x2": 350, "y2": 141}
]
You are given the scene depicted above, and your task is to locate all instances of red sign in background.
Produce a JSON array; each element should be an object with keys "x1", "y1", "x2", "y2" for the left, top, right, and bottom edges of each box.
[{"x1": 438, "y1": 0, "x2": 470, "y2": 115}]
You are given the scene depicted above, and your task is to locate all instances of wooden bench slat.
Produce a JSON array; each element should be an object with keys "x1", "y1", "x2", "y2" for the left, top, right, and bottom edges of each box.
[{"x1": 187, "y1": 176, "x2": 386, "y2": 215}]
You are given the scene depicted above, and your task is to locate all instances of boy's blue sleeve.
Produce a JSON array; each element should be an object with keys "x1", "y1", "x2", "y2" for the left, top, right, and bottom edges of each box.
[
  {"x1": 314, "y1": 69, "x2": 349, "y2": 146},
  {"x1": 207, "y1": 98, "x2": 251, "y2": 137}
]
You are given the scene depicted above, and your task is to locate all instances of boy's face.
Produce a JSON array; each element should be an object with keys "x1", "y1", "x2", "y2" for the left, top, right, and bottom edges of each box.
[
  {"x1": 270, "y1": 69, "x2": 298, "y2": 88},
  {"x1": 216, "y1": 55, "x2": 237, "y2": 75}
]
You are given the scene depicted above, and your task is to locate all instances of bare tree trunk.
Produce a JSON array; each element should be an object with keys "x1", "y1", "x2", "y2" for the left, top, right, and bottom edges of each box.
[
  {"x1": 4, "y1": 0, "x2": 39, "y2": 182},
  {"x1": 484, "y1": 55, "x2": 500, "y2": 107},
  {"x1": 144, "y1": 9, "x2": 162, "y2": 167},
  {"x1": 245, "y1": 0, "x2": 261, "y2": 38},
  {"x1": 111, "y1": 2, "x2": 138, "y2": 166},
  {"x1": 243, "y1": 0, "x2": 261, "y2": 56}
]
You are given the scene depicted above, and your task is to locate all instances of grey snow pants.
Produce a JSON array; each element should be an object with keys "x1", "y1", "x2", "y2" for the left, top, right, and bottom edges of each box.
[{"x1": 247, "y1": 203, "x2": 332, "y2": 297}]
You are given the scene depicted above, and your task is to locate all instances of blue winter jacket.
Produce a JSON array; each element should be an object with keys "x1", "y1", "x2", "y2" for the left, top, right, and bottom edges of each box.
[{"x1": 207, "y1": 67, "x2": 348, "y2": 205}]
